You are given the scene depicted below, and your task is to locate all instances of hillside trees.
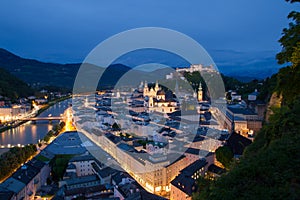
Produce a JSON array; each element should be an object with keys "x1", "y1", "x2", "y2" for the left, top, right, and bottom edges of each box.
[{"x1": 193, "y1": 1, "x2": 300, "y2": 199}]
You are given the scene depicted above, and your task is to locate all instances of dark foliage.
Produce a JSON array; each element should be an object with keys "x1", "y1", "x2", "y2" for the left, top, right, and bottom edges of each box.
[
  {"x1": 193, "y1": 1, "x2": 300, "y2": 199},
  {"x1": 0, "y1": 144, "x2": 37, "y2": 180},
  {"x1": 215, "y1": 146, "x2": 233, "y2": 169},
  {"x1": 0, "y1": 48, "x2": 80, "y2": 88},
  {"x1": 51, "y1": 154, "x2": 74, "y2": 181},
  {"x1": 0, "y1": 67, "x2": 33, "y2": 100}
]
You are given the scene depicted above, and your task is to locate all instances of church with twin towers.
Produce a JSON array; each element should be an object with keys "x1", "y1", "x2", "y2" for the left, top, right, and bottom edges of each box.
[{"x1": 140, "y1": 80, "x2": 203, "y2": 114}]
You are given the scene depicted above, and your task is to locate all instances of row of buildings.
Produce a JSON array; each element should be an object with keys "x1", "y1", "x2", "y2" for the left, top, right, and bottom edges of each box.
[
  {"x1": 213, "y1": 90, "x2": 265, "y2": 137},
  {"x1": 72, "y1": 64, "x2": 265, "y2": 198},
  {"x1": 0, "y1": 158, "x2": 51, "y2": 200},
  {"x1": 59, "y1": 153, "x2": 169, "y2": 200},
  {"x1": 73, "y1": 83, "x2": 228, "y2": 198},
  {"x1": 0, "y1": 90, "x2": 69, "y2": 125}
]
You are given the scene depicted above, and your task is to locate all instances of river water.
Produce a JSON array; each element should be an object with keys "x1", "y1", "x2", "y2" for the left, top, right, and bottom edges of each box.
[{"x1": 0, "y1": 99, "x2": 72, "y2": 154}]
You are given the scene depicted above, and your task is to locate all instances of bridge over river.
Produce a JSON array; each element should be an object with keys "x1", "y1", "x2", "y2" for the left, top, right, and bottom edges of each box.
[
  {"x1": 19, "y1": 116, "x2": 63, "y2": 121},
  {"x1": 0, "y1": 99, "x2": 72, "y2": 154}
]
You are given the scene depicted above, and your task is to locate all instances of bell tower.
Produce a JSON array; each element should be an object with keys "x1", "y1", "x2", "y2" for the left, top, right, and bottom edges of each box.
[
  {"x1": 198, "y1": 82, "x2": 203, "y2": 102},
  {"x1": 143, "y1": 81, "x2": 149, "y2": 95},
  {"x1": 155, "y1": 81, "x2": 160, "y2": 92},
  {"x1": 149, "y1": 96, "x2": 154, "y2": 107}
]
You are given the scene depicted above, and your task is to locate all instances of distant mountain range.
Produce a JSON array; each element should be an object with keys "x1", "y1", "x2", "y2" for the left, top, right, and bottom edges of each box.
[
  {"x1": 0, "y1": 48, "x2": 172, "y2": 89},
  {"x1": 0, "y1": 48, "x2": 284, "y2": 89},
  {"x1": 210, "y1": 49, "x2": 283, "y2": 81},
  {"x1": 0, "y1": 48, "x2": 80, "y2": 88},
  {"x1": 112, "y1": 48, "x2": 284, "y2": 82}
]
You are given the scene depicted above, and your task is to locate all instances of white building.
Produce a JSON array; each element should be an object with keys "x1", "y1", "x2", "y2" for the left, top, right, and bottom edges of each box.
[
  {"x1": 143, "y1": 81, "x2": 178, "y2": 114},
  {"x1": 69, "y1": 154, "x2": 96, "y2": 177}
]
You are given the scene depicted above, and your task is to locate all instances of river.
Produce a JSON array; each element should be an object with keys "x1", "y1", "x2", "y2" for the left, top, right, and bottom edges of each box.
[{"x1": 0, "y1": 99, "x2": 72, "y2": 155}]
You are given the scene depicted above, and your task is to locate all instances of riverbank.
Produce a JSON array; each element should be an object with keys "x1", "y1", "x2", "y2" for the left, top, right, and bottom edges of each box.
[
  {"x1": 0, "y1": 108, "x2": 71, "y2": 183},
  {"x1": 0, "y1": 98, "x2": 72, "y2": 154},
  {"x1": 36, "y1": 95, "x2": 71, "y2": 116},
  {"x1": 0, "y1": 95, "x2": 71, "y2": 134}
]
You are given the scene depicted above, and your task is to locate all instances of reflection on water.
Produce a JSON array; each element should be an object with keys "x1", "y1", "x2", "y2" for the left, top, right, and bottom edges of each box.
[
  {"x1": 0, "y1": 122, "x2": 53, "y2": 145},
  {"x1": 0, "y1": 99, "x2": 72, "y2": 148}
]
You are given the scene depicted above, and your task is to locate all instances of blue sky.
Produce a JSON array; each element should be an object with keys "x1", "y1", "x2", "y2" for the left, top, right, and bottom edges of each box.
[{"x1": 0, "y1": 0, "x2": 298, "y2": 63}]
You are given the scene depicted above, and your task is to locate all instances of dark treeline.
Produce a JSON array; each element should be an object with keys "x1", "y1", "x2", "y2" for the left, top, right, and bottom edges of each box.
[
  {"x1": 0, "y1": 144, "x2": 37, "y2": 181},
  {"x1": 193, "y1": 0, "x2": 300, "y2": 199},
  {"x1": 42, "y1": 121, "x2": 65, "y2": 143},
  {"x1": 0, "y1": 67, "x2": 34, "y2": 101}
]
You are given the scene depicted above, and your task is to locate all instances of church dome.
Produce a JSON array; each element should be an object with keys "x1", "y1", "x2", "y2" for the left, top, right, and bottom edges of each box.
[{"x1": 157, "y1": 90, "x2": 165, "y2": 95}]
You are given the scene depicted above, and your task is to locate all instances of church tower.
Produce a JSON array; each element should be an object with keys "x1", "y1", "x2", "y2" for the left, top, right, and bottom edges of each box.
[
  {"x1": 149, "y1": 96, "x2": 154, "y2": 107},
  {"x1": 139, "y1": 81, "x2": 144, "y2": 89},
  {"x1": 198, "y1": 82, "x2": 203, "y2": 102},
  {"x1": 155, "y1": 81, "x2": 160, "y2": 92},
  {"x1": 143, "y1": 81, "x2": 149, "y2": 95}
]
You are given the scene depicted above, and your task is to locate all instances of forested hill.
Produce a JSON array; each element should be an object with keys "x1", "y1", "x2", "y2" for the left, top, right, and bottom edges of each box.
[
  {"x1": 0, "y1": 49, "x2": 171, "y2": 89},
  {"x1": 0, "y1": 67, "x2": 34, "y2": 100},
  {"x1": 0, "y1": 48, "x2": 80, "y2": 88},
  {"x1": 193, "y1": 1, "x2": 300, "y2": 199}
]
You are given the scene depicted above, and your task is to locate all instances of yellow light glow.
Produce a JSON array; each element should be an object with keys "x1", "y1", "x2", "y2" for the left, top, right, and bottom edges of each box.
[{"x1": 155, "y1": 186, "x2": 162, "y2": 192}]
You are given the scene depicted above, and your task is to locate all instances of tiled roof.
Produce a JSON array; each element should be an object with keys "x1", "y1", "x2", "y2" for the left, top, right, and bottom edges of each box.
[
  {"x1": 64, "y1": 184, "x2": 107, "y2": 196},
  {"x1": 95, "y1": 166, "x2": 117, "y2": 178},
  {"x1": 64, "y1": 175, "x2": 99, "y2": 186},
  {"x1": 180, "y1": 159, "x2": 207, "y2": 177},
  {"x1": 112, "y1": 172, "x2": 132, "y2": 185},
  {"x1": 171, "y1": 174, "x2": 196, "y2": 196},
  {"x1": 227, "y1": 107, "x2": 256, "y2": 115},
  {"x1": 185, "y1": 148, "x2": 200, "y2": 155},
  {"x1": 12, "y1": 164, "x2": 40, "y2": 185},
  {"x1": 70, "y1": 154, "x2": 95, "y2": 162},
  {"x1": 0, "y1": 190, "x2": 15, "y2": 200},
  {"x1": 208, "y1": 164, "x2": 226, "y2": 175},
  {"x1": 0, "y1": 177, "x2": 25, "y2": 194},
  {"x1": 226, "y1": 132, "x2": 252, "y2": 155}
]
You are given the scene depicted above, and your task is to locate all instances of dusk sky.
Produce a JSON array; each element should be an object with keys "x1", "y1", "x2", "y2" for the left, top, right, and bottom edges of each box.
[{"x1": 0, "y1": 0, "x2": 298, "y2": 63}]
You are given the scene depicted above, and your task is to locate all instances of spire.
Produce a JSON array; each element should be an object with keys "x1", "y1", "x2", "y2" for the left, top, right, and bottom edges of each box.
[
  {"x1": 155, "y1": 80, "x2": 159, "y2": 91},
  {"x1": 143, "y1": 80, "x2": 149, "y2": 94},
  {"x1": 198, "y1": 82, "x2": 202, "y2": 91},
  {"x1": 198, "y1": 82, "x2": 203, "y2": 102},
  {"x1": 139, "y1": 81, "x2": 144, "y2": 88},
  {"x1": 149, "y1": 96, "x2": 154, "y2": 107}
]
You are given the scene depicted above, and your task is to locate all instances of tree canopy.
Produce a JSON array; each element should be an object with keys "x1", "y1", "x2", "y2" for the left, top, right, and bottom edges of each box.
[
  {"x1": 276, "y1": 3, "x2": 300, "y2": 106},
  {"x1": 193, "y1": 1, "x2": 300, "y2": 199},
  {"x1": 215, "y1": 146, "x2": 233, "y2": 169}
]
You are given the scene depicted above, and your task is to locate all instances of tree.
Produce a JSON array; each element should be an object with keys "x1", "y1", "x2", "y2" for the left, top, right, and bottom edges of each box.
[
  {"x1": 0, "y1": 145, "x2": 37, "y2": 181},
  {"x1": 276, "y1": 10, "x2": 300, "y2": 64},
  {"x1": 192, "y1": 1, "x2": 300, "y2": 199},
  {"x1": 112, "y1": 122, "x2": 121, "y2": 131},
  {"x1": 276, "y1": 4, "x2": 300, "y2": 106},
  {"x1": 215, "y1": 146, "x2": 233, "y2": 169},
  {"x1": 59, "y1": 121, "x2": 66, "y2": 129},
  {"x1": 43, "y1": 135, "x2": 51, "y2": 143},
  {"x1": 192, "y1": 176, "x2": 213, "y2": 200},
  {"x1": 226, "y1": 92, "x2": 232, "y2": 101}
]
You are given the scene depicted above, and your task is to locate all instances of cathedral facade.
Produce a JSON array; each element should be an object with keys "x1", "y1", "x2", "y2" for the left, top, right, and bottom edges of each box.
[{"x1": 142, "y1": 81, "x2": 178, "y2": 114}]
